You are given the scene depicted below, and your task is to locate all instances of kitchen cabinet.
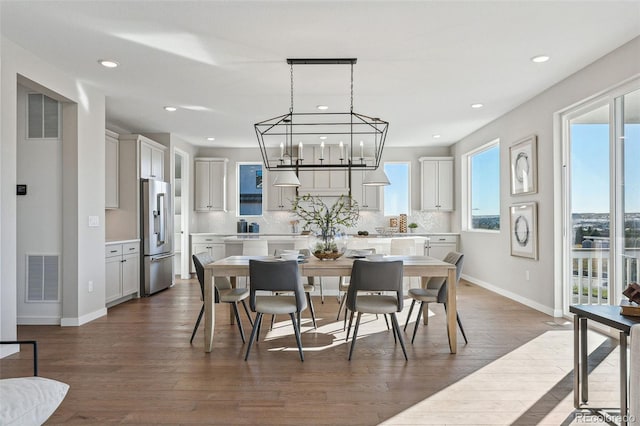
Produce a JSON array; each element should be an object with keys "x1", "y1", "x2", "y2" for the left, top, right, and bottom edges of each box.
[
  {"x1": 194, "y1": 158, "x2": 228, "y2": 212},
  {"x1": 105, "y1": 129, "x2": 119, "y2": 209},
  {"x1": 266, "y1": 170, "x2": 297, "y2": 211},
  {"x1": 105, "y1": 241, "x2": 140, "y2": 305},
  {"x1": 350, "y1": 159, "x2": 380, "y2": 211},
  {"x1": 420, "y1": 157, "x2": 453, "y2": 211},
  {"x1": 190, "y1": 235, "x2": 226, "y2": 273},
  {"x1": 425, "y1": 234, "x2": 458, "y2": 260},
  {"x1": 140, "y1": 138, "x2": 165, "y2": 180},
  {"x1": 298, "y1": 144, "x2": 349, "y2": 196}
]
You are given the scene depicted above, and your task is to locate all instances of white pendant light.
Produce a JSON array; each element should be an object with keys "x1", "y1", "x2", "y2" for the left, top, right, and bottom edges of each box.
[
  {"x1": 273, "y1": 170, "x2": 300, "y2": 187},
  {"x1": 362, "y1": 168, "x2": 390, "y2": 186}
]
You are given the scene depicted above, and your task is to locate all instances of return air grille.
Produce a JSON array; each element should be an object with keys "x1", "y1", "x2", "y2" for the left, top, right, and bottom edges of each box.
[
  {"x1": 27, "y1": 93, "x2": 59, "y2": 139},
  {"x1": 26, "y1": 255, "x2": 59, "y2": 302}
]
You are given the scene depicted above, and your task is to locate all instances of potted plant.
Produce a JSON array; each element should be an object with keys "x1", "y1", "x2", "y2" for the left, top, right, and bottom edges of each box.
[
  {"x1": 408, "y1": 222, "x2": 418, "y2": 233},
  {"x1": 292, "y1": 194, "x2": 359, "y2": 260}
]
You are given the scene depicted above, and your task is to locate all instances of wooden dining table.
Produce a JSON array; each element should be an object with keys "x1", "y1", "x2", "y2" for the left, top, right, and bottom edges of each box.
[{"x1": 202, "y1": 255, "x2": 459, "y2": 354}]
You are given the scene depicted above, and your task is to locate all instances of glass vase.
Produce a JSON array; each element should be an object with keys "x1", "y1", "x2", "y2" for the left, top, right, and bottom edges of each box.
[{"x1": 310, "y1": 230, "x2": 346, "y2": 260}]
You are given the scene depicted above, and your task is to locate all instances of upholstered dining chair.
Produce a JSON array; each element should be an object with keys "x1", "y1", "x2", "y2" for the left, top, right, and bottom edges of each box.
[
  {"x1": 336, "y1": 247, "x2": 376, "y2": 324},
  {"x1": 239, "y1": 239, "x2": 269, "y2": 287},
  {"x1": 191, "y1": 252, "x2": 253, "y2": 344},
  {"x1": 273, "y1": 248, "x2": 317, "y2": 329},
  {"x1": 403, "y1": 251, "x2": 468, "y2": 346},
  {"x1": 245, "y1": 259, "x2": 307, "y2": 361},
  {"x1": 345, "y1": 259, "x2": 407, "y2": 361}
]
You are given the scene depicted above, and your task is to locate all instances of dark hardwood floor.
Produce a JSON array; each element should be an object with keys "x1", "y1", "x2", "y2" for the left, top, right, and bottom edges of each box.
[{"x1": 1, "y1": 278, "x2": 574, "y2": 425}]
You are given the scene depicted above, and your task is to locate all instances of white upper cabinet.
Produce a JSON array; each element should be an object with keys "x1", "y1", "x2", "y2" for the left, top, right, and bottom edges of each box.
[
  {"x1": 265, "y1": 170, "x2": 297, "y2": 211},
  {"x1": 350, "y1": 159, "x2": 380, "y2": 211},
  {"x1": 105, "y1": 129, "x2": 119, "y2": 209},
  {"x1": 298, "y1": 144, "x2": 349, "y2": 196},
  {"x1": 140, "y1": 139, "x2": 165, "y2": 180},
  {"x1": 195, "y1": 158, "x2": 228, "y2": 212},
  {"x1": 420, "y1": 157, "x2": 454, "y2": 211}
]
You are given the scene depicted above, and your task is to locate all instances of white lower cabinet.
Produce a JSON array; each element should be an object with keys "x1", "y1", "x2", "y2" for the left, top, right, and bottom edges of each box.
[
  {"x1": 190, "y1": 235, "x2": 226, "y2": 273},
  {"x1": 425, "y1": 235, "x2": 458, "y2": 260},
  {"x1": 105, "y1": 241, "x2": 140, "y2": 305}
]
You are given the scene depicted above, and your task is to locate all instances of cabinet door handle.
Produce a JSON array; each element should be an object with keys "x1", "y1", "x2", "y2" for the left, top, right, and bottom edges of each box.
[
  {"x1": 110, "y1": 250, "x2": 118, "y2": 253},
  {"x1": 121, "y1": 259, "x2": 126, "y2": 263},
  {"x1": 128, "y1": 247, "x2": 136, "y2": 251}
]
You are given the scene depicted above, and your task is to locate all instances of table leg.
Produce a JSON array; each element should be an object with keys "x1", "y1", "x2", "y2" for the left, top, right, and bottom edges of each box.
[
  {"x1": 229, "y1": 277, "x2": 236, "y2": 325},
  {"x1": 620, "y1": 331, "x2": 628, "y2": 426},
  {"x1": 573, "y1": 315, "x2": 580, "y2": 408},
  {"x1": 203, "y1": 268, "x2": 215, "y2": 352},
  {"x1": 580, "y1": 317, "x2": 588, "y2": 404},
  {"x1": 421, "y1": 276, "x2": 429, "y2": 325},
  {"x1": 446, "y1": 267, "x2": 457, "y2": 354}
]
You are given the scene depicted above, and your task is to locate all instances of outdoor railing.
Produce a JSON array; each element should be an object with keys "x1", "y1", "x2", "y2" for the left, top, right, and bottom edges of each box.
[{"x1": 571, "y1": 247, "x2": 639, "y2": 305}]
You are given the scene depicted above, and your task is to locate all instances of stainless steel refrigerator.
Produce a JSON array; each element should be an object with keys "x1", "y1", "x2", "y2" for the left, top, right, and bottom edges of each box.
[{"x1": 141, "y1": 179, "x2": 174, "y2": 296}]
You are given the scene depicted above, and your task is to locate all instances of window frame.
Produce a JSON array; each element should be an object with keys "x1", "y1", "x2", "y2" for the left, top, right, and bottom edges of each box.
[
  {"x1": 235, "y1": 161, "x2": 264, "y2": 218},
  {"x1": 463, "y1": 139, "x2": 501, "y2": 233},
  {"x1": 382, "y1": 161, "x2": 411, "y2": 217}
]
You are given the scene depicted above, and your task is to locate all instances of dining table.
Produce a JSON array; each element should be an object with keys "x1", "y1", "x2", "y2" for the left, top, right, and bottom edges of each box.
[{"x1": 202, "y1": 255, "x2": 459, "y2": 354}]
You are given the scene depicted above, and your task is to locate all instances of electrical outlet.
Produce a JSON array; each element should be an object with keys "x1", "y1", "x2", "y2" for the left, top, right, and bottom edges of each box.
[
  {"x1": 88, "y1": 281, "x2": 94, "y2": 292},
  {"x1": 525, "y1": 270, "x2": 530, "y2": 281}
]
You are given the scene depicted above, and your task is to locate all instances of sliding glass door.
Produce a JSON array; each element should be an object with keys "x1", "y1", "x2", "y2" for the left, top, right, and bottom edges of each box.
[{"x1": 563, "y1": 85, "x2": 639, "y2": 313}]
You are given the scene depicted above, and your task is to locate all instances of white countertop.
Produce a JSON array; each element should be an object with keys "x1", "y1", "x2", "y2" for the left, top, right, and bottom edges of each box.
[{"x1": 106, "y1": 239, "x2": 140, "y2": 245}]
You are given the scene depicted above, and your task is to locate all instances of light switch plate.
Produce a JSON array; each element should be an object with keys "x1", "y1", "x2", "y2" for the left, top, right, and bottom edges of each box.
[{"x1": 88, "y1": 216, "x2": 100, "y2": 227}]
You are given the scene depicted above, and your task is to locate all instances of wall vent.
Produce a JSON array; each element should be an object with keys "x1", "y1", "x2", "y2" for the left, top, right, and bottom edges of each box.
[
  {"x1": 26, "y1": 255, "x2": 60, "y2": 302},
  {"x1": 27, "y1": 93, "x2": 59, "y2": 139}
]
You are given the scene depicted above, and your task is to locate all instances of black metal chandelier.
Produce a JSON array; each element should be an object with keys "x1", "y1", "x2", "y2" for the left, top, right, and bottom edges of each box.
[{"x1": 255, "y1": 58, "x2": 389, "y2": 172}]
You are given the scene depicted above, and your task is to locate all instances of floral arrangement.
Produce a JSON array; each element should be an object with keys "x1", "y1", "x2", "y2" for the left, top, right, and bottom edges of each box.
[{"x1": 292, "y1": 194, "x2": 359, "y2": 258}]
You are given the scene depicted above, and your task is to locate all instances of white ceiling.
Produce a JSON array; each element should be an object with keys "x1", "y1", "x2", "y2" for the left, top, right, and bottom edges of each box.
[{"x1": 1, "y1": 1, "x2": 639, "y2": 148}]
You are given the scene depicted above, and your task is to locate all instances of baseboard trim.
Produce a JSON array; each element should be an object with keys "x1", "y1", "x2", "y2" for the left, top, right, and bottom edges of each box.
[
  {"x1": 461, "y1": 274, "x2": 557, "y2": 317},
  {"x1": 61, "y1": 308, "x2": 107, "y2": 327},
  {"x1": 17, "y1": 316, "x2": 61, "y2": 325}
]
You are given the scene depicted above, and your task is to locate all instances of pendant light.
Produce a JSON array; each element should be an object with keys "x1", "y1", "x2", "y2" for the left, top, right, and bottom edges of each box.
[
  {"x1": 362, "y1": 168, "x2": 390, "y2": 186},
  {"x1": 273, "y1": 170, "x2": 301, "y2": 187}
]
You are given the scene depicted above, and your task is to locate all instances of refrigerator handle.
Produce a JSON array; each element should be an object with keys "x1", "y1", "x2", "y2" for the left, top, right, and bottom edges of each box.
[{"x1": 156, "y1": 193, "x2": 166, "y2": 245}]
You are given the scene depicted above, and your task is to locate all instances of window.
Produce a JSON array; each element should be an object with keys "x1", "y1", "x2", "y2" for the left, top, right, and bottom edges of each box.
[
  {"x1": 27, "y1": 93, "x2": 59, "y2": 139},
  {"x1": 383, "y1": 162, "x2": 410, "y2": 216},
  {"x1": 466, "y1": 141, "x2": 500, "y2": 230},
  {"x1": 237, "y1": 163, "x2": 263, "y2": 216}
]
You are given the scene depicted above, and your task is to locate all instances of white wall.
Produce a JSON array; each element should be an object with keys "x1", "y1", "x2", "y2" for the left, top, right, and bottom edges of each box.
[
  {"x1": 452, "y1": 37, "x2": 640, "y2": 316},
  {"x1": 1, "y1": 36, "x2": 107, "y2": 343},
  {"x1": 192, "y1": 146, "x2": 452, "y2": 235}
]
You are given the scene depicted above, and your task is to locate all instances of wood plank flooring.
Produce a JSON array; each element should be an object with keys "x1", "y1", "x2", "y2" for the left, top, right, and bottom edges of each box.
[{"x1": 1, "y1": 278, "x2": 621, "y2": 425}]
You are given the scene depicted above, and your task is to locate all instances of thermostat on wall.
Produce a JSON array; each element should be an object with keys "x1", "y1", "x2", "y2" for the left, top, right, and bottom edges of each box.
[{"x1": 16, "y1": 185, "x2": 27, "y2": 195}]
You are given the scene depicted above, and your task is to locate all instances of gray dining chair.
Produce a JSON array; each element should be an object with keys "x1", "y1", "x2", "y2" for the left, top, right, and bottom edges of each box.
[
  {"x1": 191, "y1": 252, "x2": 253, "y2": 344},
  {"x1": 245, "y1": 259, "x2": 307, "y2": 361},
  {"x1": 273, "y1": 248, "x2": 317, "y2": 329},
  {"x1": 403, "y1": 251, "x2": 467, "y2": 346},
  {"x1": 345, "y1": 259, "x2": 407, "y2": 361}
]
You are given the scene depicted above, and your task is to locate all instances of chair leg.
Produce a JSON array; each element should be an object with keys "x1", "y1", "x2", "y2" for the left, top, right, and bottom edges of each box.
[
  {"x1": 231, "y1": 302, "x2": 246, "y2": 344},
  {"x1": 391, "y1": 315, "x2": 397, "y2": 343},
  {"x1": 306, "y1": 292, "x2": 317, "y2": 329},
  {"x1": 256, "y1": 314, "x2": 263, "y2": 343},
  {"x1": 270, "y1": 314, "x2": 276, "y2": 330},
  {"x1": 336, "y1": 293, "x2": 346, "y2": 321},
  {"x1": 319, "y1": 277, "x2": 324, "y2": 304},
  {"x1": 391, "y1": 313, "x2": 408, "y2": 361},
  {"x1": 343, "y1": 306, "x2": 349, "y2": 331},
  {"x1": 289, "y1": 313, "x2": 304, "y2": 362},
  {"x1": 245, "y1": 313, "x2": 263, "y2": 361},
  {"x1": 404, "y1": 299, "x2": 416, "y2": 331},
  {"x1": 241, "y1": 300, "x2": 254, "y2": 327},
  {"x1": 383, "y1": 313, "x2": 390, "y2": 330},
  {"x1": 346, "y1": 310, "x2": 355, "y2": 341},
  {"x1": 457, "y1": 312, "x2": 468, "y2": 344},
  {"x1": 348, "y1": 312, "x2": 363, "y2": 361},
  {"x1": 412, "y1": 301, "x2": 424, "y2": 344},
  {"x1": 190, "y1": 305, "x2": 205, "y2": 344}
]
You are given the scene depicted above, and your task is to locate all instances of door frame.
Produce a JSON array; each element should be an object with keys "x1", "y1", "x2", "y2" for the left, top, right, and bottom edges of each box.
[{"x1": 174, "y1": 147, "x2": 190, "y2": 279}]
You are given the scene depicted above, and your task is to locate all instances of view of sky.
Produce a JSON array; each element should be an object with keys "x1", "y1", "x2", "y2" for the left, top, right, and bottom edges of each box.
[
  {"x1": 571, "y1": 123, "x2": 640, "y2": 214},
  {"x1": 470, "y1": 145, "x2": 500, "y2": 216},
  {"x1": 384, "y1": 163, "x2": 409, "y2": 216}
]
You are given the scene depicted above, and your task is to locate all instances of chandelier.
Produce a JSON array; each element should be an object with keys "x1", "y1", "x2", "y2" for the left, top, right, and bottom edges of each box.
[{"x1": 255, "y1": 58, "x2": 389, "y2": 177}]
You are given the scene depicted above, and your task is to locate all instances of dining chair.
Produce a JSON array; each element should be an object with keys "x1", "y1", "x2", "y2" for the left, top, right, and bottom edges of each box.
[
  {"x1": 403, "y1": 251, "x2": 468, "y2": 346},
  {"x1": 345, "y1": 259, "x2": 407, "y2": 361},
  {"x1": 239, "y1": 239, "x2": 269, "y2": 287},
  {"x1": 191, "y1": 252, "x2": 253, "y2": 344},
  {"x1": 390, "y1": 238, "x2": 416, "y2": 255},
  {"x1": 336, "y1": 246, "x2": 376, "y2": 324},
  {"x1": 294, "y1": 239, "x2": 324, "y2": 303},
  {"x1": 273, "y1": 248, "x2": 317, "y2": 329},
  {"x1": 245, "y1": 259, "x2": 307, "y2": 361}
]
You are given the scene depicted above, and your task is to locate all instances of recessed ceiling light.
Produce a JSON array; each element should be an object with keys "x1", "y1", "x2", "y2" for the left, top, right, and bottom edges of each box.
[
  {"x1": 98, "y1": 59, "x2": 119, "y2": 68},
  {"x1": 471, "y1": 103, "x2": 484, "y2": 109},
  {"x1": 164, "y1": 106, "x2": 177, "y2": 112},
  {"x1": 433, "y1": 134, "x2": 441, "y2": 139},
  {"x1": 319, "y1": 136, "x2": 327, "y2": 140},
  {"x1": 531, "y1": 55, "x2": 550, "y2": 63},
  {"x1": 207, "y1": 137, "x2": 215, "y2": 141},
  {"x1": 316, "y1": 105, "x2": 329, "y2": 110}
]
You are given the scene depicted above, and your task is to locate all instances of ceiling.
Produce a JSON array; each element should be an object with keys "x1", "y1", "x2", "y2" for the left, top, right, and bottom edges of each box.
[{"x1": 1, "y1": 1, "x2": 639, "y2": 148}]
